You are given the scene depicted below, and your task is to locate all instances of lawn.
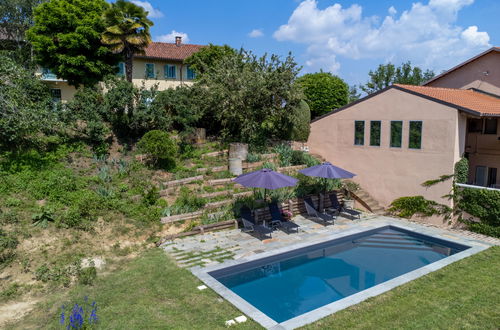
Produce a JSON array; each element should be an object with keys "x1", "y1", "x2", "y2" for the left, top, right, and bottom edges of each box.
[
  {"x1": 8, "y1": 246, "x2": 499, "y2": 329},
  {"x1": 6, "y1": 248, "x2": 259, "y2": 329}
]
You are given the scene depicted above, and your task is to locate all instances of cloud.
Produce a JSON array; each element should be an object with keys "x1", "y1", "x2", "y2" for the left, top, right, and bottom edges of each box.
[
  {"x1": 248, "y1": 29, "x2": 264, "y2": 38},
  {"x1": 131, "y1": 1, "x2": 164, "y2": 18},
  {"x1": 155, "y1": 30, "x2": 190, "y2": 43},
  {"x1": 461, "y1": 26, "x2": 490, "y2": 46},
  {"x1": 274, "y1": 0, "x2": 490, "y2": 73},
  {"x1": 388, "y1": 6, "x2": 397, "y2": 16}
]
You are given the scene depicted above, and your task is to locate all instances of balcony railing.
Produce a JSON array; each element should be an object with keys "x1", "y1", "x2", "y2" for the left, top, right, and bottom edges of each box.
[{"x1": 456, "y1": 183, "x2": 500, "y2": 191}]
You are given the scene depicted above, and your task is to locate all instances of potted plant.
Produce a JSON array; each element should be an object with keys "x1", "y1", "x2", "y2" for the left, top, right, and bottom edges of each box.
[
  {"x1": 342, "y1": 180, "x2": 360, "y2": 209},
  {"x1": 281, "y1": 209, "x2": 293, "y2": 221}
]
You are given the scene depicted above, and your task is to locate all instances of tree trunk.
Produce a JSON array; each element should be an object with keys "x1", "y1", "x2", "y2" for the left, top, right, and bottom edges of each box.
[{"x1": 125, "y1": 49, "x2": 134, "y2": 83}]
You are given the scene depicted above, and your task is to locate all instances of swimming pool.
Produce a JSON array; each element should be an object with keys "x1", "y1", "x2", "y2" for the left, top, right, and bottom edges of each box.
[{"x1": 193, "y1": 222, "x2": 486, "y2": 329}]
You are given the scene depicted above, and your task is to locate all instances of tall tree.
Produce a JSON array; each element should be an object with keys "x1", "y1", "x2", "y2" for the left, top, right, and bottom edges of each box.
[
  {"x1": 0, "y1": 0, "x2": 43, "y2": 67},
  {"x1": 296, "y1": 72, "x2": 349, "y2": 119},
  {"x1": 193, "y1": 49, "x2": 303, "y2": 146},
  {"x1": 361, "y1": 61, "x2": 435, "y2": 94},
  {"x1": 101, "y1": 0, "x2": 153, "y2": 82},
  {"x1": 26, "y1": 0, "x2": 119, "y2": 87},
  {"x1": 184, "y1": 44, "x2": 236, "y2": 77},
  {"x1": 0, "y1": 55, "x2": 56, "y2": 150}
]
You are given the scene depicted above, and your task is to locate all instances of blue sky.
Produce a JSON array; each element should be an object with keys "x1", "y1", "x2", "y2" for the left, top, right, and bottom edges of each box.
[{"x1": 130, "y1": 0, "x2": 500, "y2": 86}]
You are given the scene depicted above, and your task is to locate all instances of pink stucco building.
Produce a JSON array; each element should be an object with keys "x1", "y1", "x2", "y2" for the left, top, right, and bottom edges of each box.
[{"x1": 308, "y1": 48, "x2": 500, "y2": 212}]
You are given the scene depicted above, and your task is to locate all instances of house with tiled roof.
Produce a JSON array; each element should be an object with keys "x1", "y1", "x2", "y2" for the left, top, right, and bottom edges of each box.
[
  {"x1": 307, "y1": 48, "x2": 500, "y2": 220},
  {"x1": 41, "y1": 36, "x2": 204, "y2": 101}
]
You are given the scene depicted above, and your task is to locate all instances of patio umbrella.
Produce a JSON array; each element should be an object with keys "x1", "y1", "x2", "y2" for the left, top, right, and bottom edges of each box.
[
  {"x1": 299, "y1": 162, "x2": 356, "y2": 180},
  {"x1": 233, "y1": 168, "x2": 298, "y2": 201},
  {"x1": 299, "y1": 162, "x2": 356, "y2": 210}
]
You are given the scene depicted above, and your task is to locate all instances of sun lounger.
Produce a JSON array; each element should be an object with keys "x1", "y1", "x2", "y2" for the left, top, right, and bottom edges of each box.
[
  {"x1": 268, "y1": 202, "x2": 300, "y2": 234},
  {"x1": 329, "y1": 193, "x2": 361, "y2": 219},
  {"x1": 240, "y1": 206, "x2": 273, "y2": 239},
  {"x1": 303, "y1": 197, "x2": 335, "y2": 225}
]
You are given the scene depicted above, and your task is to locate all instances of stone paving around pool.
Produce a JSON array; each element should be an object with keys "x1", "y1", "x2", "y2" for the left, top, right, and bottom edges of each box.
[{"x1": 160, "y1": 213, "x2": 500, "y2": 268}]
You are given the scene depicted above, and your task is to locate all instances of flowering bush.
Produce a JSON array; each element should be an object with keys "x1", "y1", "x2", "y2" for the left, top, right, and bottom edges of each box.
[
  {"x1": 60, "y1": 297, "x2": 98, "y2": 329},
  {"x1": 281, "y1": 210, "x2": 293, "y2": 219}
]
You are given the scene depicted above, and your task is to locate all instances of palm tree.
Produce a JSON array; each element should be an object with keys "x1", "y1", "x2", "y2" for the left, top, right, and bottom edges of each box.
[{"x1": 101, "y1": 0, "x2": 153, "y2": 82}]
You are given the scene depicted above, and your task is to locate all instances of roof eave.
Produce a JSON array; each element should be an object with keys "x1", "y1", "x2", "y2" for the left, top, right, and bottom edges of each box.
[
  {"x1": 311, "y1": 85, "x2": 500, "y2": 123},
  {"x1": 422, "y1": 47, "x2": 500, "y2": 86},
  {"x1": 134, "y1": 56, "x2": 185, "y2": 62},
  {"x1": 392, "y1": 85, "x2": 497, "y2": 117}
]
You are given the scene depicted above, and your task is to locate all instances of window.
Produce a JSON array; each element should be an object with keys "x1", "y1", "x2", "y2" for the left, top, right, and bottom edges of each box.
[
  {"x1": 354, "y1": 121, "x2": 365, "y2": 145},
  {"x1": 484, "y1": 118, "x2": 497, "y2": 134},
  {"x1": 117, "y1": 62, "x2": 125, "y2": 76},
  {"x1": 475, "y1": 166, "x2": 487, "y2": 186},
  {"x1": 370, "y1": 121, "x2": 381, "y2": 146},
  {"x1": 390, "y1": 121, "x2": 403, "y2": 148},
  {"x1": 186, "y1": 66, "x2": 196, "y2": 80},
  {"x1": 145, "y1": 63, "x2": 155, "y2": 78},
  {"x1": 164, "y1": 64, "x2": 176, "y2": 79},
  {"x1": 409, "y1": 121, "x2": 422, "y2": 149},
  {"x1": 467, "y1": 118, "x2": 482, "y2": 133},
  {"x1": 488, "y1": 168, "x2": 497, "y2": 187},
  {"x1": 50, "y1": 89, "x2": 61, "y2": 103}
]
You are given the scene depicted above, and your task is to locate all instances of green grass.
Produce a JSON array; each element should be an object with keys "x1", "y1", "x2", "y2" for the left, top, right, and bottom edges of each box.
[
  {"x1": 7, "y1": 248, "x2": 258, "y2": 329},
  {"x1": 302, "y1": 246, "x2": 500, "y2": 329}
]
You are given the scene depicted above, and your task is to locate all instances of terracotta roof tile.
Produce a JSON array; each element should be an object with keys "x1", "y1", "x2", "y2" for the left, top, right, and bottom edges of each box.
[
  {"x1": 136, "y1": 42, "x2": 204, "y2": 61},
  {"x1": 394, "y1": 84, "x2": 500, "y2": 116}
]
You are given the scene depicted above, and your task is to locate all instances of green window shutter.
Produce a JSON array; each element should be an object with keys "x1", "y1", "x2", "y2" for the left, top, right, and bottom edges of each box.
[
  {"x1": 117, "y1": 62, "x2": 125, "y2": 76},
  {"x1": 164, "y1": 65, "x2": 176, "y2": 79},
  {"x1": 145, "y1": 63, "x2": 155, "y2": 78},
  {"x1": 186, "y1": 66, "x2": 196, "y2": 80}
]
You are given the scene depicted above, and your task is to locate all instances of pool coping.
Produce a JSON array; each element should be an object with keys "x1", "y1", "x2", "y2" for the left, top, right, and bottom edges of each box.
[{"x1": 190, "y1": 218, "x2": 492, "y2": 329}]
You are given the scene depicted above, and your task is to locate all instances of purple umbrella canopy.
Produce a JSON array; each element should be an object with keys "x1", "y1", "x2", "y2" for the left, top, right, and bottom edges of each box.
[
  {"x1": 233, "y1": 168, "x2": 298, "y2": 190},
  {"x1": 299, "y1": 162, "x2": 356, "y2": 179}
]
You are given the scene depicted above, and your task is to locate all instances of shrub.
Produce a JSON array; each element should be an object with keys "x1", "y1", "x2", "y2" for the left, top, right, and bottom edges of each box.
[
  {"x1": 293, "y1": 173, "x2": 333, "y2": 197},
  {"x1": 142, "y1": 186, "x2": 160, "y2": 206},
  {"x1": 103, "y1": 78, "x2": 174, "y2": 137},
  {"x1": 259, "y1": 161, "x2": 277, "y2": 171},
  {"x1": 0, "y1": 229, "x2": 18, "y2": 267},
  {"x1": 0, "y1": 55, "x2": 58, "y2": 150},
  {"x1": 273, "y1": 143, "x2": 293, "y2": 167},
  {"x1": 35, "y1": 259, "x2": 82, "y2": 286},
  {"x1": 0, "y1": 209, "x2": 19, "y2": 224},
  {"x1": 389, "y1": 196, "x2": 451, "y2": 219},
  {"x1": 246, "y1": 153, "x2": 262, "y2": 163},
  {"x1": 137, "y1": 130, "x2": 178, "y2": 169},
  {"x1": 78, "y1": 266, "x2": 97, "y2": 285},
  {"x1": 465, "y1": 222, "x2": 500, "y2": 238},
  {"x1": 173, "y1": 187, "x2": 206, "y2": 212},
  {"x1": 290, "y1": 150, "x2": 321, "y2": 167},
  {"x1": 457, "y1": 188, "x2": 500, "y2": 230},
  {"x1": 287, "y1": 100, "x2": 311, "y2": 142},
  {"x1": 454, "y1": 157, "x2": 469, "y2": 184},
  {"x1": 57, "y1": 191, "x2": 104, "y2": 230}
]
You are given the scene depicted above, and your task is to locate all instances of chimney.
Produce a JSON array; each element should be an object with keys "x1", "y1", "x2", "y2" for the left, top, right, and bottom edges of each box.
[{"x1": 175, "y1": 36, "x2": 182, "y2": 46}]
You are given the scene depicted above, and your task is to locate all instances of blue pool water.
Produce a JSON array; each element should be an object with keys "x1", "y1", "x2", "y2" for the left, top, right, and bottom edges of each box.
[{"x1": 210, "y1": 226, "x2": 468, "y2": 323}]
